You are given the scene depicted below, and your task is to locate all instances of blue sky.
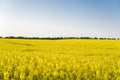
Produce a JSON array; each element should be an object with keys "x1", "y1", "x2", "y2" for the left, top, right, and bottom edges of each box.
[{"x1": 0, "y1": 0, "x2": 120, "y2": 38}]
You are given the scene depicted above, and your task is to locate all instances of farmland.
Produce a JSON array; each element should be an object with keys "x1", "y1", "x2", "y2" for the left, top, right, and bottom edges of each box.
[{"x1": 0, "y1": 39, "x2": 120, "y2": 80}]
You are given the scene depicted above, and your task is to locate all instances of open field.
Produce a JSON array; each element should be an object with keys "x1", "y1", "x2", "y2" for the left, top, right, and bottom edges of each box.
[{"x1": 0, "y1": 39, "x2": 120, "y2": 80}]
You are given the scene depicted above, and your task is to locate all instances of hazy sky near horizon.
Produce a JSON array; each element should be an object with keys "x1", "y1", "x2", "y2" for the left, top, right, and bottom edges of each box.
[{"x1": 0, "y1": 0, "x2": 120, "y2": 37}]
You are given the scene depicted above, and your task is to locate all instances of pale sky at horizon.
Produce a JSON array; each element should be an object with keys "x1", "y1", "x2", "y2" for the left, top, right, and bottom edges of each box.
[{"x1": 0, "y1": 0, "x2": 120, "y2": 38}]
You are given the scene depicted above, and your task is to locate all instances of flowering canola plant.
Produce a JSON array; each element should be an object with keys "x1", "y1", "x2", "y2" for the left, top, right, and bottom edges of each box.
[{"x1": 0, "y1": 39, "x2": 120, "y2": 80}]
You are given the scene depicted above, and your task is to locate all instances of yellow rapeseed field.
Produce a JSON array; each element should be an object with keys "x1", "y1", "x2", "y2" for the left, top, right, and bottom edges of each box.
[{"x1": 0, "y1": 39, "x2": 120, "y2": 80}]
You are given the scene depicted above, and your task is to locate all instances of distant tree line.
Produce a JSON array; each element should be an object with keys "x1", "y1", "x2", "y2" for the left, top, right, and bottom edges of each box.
[{"x1": 0, "y1": 36, "x2": 119, "y2": 40}]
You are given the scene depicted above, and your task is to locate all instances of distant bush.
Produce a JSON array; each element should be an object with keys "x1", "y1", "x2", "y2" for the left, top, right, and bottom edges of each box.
[{"x1": 0, "y1": 36, "x2": 119, "y2": 40}]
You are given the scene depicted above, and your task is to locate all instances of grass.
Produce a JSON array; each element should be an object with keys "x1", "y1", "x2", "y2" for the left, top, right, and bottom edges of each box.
[{"x1": 0, "y1": 39, "x2": 120, "y2": 80}]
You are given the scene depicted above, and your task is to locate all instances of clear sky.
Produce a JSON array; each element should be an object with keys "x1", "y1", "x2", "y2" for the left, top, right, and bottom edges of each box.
[{"x1": 0, "y1": 0, "x2": 120, "y2": 38}]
